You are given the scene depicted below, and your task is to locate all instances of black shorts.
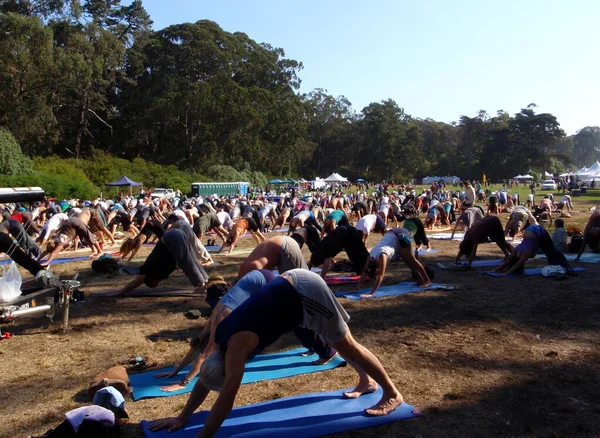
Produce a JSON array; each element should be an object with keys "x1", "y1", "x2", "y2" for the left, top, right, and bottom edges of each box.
[{"x1": 246, "y1": 217, "x2": 259, "y2": 232}]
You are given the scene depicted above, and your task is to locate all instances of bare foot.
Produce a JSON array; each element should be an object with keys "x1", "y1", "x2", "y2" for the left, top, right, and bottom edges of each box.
[
  {"x1": 312, "y1": 353, "x2": 338, "y2": 365},
  {"x1": 343, "y1": 381, "x2": 378, "y2": 399},
  {"x1": 419, "y1": 281, "x2": 432, "y2": 288},
  {"x1": 365, "y1": 393, "x2": 404, "y2": 416},
  {"x1": 360, "y1": 294, "x2": 376, "y2": 299},
  {"x1": 160, "y1": 383, "x2": 186, "y2": 393},
  {"x1": 201, "y1": 260, "x2": 214, "y2": 266}
]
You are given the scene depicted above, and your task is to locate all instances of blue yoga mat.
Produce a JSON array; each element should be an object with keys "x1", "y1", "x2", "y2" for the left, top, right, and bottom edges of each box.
[
  {"x1": 205, "y1": 245, "x2": 221, "y2": 251},
  {"x1": 334, "y1": 282, "x2": 446, "y2": 300},
  {"x1": 536, "y1": 253, "x2": 600, "y2": 263},
  {"x1": 130, "y1": 347, "x2": 346, "y2": 401},
  {"x1": 481, "y1": 267, "x2": 586, "y2": 277},
  {"x1": 1, "y1": 255, "x2": 92, "y2": 266},
  {"x1": 141, "y1": 387, "x2": 421, "y2": 438}
]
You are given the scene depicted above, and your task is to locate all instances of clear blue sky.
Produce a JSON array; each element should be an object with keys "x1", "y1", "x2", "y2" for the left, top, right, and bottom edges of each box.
[{"x1": 139, "y1": 0, "x2": 599, "y2": 135}]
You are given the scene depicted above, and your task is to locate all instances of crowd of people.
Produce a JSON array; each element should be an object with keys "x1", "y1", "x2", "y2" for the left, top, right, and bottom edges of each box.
[{"x1": 1, "y1": 181, "x2": 598, "y2": 437}]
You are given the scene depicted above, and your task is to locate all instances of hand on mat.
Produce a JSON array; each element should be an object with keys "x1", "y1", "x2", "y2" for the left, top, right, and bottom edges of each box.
[
  {"x1": 149, "y1": 416, "x2": 185, "y2": 433},
  {"x1": 153, "y1": 370, "x2": 178, "y2": 379},
  {"x1": 160, "y1": 382, "x2": 187, "y2": 392},
  {"x1": 193, "y1": 283, "x2": 207, "y2": 296}
]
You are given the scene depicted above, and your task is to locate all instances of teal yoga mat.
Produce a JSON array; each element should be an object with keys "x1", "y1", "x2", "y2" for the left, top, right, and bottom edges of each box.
[
  {"x1": 334, "y1": 282, "x2": 447, "y2": 300},
  {"x1": 130, "y1": 347, "x2": 346, "y2": 400},
  {"x1": 141, "y1": 387, "x2": 421, "y2": 438}
]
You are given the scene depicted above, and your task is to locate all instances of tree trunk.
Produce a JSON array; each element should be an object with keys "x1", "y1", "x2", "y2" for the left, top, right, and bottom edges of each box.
[{"x1": 74, "y1": 93, "x2": 88, "y2": 159}]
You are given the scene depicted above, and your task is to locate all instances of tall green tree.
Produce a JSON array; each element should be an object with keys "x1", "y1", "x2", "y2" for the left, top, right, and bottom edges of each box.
[
  {"x1": 572, "y1": 126, "x2": 600, "y2": 167},
  {"x1": 0, "y1": 12, "x2": 61, "y2": 154},
  {"x1": 302, "y1": 89, "x2": 356, "y2": 177},
  {"x1": 356, "y1": 99, "x2": 423, "y2": 181}
]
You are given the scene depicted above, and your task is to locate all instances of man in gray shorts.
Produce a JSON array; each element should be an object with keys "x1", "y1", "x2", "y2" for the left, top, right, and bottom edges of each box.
[
  {"x1": 238, "y1": 235, "x2": 308, "y2": 279},
  {"x1": 450, "y1": 206, "x2": 484, "y2": 239},
  {"x1": 149, "y1": 269, "x2": 403, "y2": 435}
]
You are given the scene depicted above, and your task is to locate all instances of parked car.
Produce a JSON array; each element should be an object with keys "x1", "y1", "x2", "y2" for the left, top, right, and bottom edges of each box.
[
  {"x1": 150, "y1": 188, "x2": 175, "y2": 199},
  {"x1": 541, "y1": 180, "x2": 557, "y2": 191}
]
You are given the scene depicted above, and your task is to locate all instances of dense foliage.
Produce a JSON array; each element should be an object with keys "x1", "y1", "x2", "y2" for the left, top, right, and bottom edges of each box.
[{"x1": 1, "y1": 0, "x2": 599, "y2": 194}]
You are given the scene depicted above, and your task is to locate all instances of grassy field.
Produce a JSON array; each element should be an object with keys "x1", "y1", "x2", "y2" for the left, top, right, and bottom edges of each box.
[{"x1": 1, "y1": 194, "x2": 599, "y2": 438}]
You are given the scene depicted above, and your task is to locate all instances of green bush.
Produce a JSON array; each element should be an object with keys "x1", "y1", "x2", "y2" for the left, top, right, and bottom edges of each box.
[
  {"x1": 0, "y1": 149, "x2": 269, "y2": 199},
  {"x1": 0, "y1": 128, "x2": 33, "y2": 175}
]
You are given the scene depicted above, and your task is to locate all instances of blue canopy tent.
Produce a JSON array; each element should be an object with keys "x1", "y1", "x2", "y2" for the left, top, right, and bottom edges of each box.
[
  {"x1": 105, "y1": 175, "x2": 143, "y2": 196},
  {"x1": 268, "y1": 179, "x2": 283, "y2": 184},
  {"x1": 356, "y1": 178, "x2": 365, "y2": 182}
]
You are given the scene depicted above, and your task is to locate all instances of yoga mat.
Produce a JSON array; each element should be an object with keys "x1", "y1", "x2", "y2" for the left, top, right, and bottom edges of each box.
[
  {"x1": 130, "y1": 347, "x2": 345, "y2": 401},
  {"x1": 211, "y1": 248, "x2": 254, "y2": 256},
  {"x1": 30, "y1": 256, "x2": 91, "y2": 266},
  {"x1": 428, "y1": 233, "x2": 464, "y2": 241},
  {"x1": 119, "y1": 265, "x2": 140, "y2": 275},
  {"x1": 324, "y1": 275, "x2": 361, "y2": 285},
  {"x1": 481, "y1": 267, "x2": 586, "y2": 277},
  {"x1": 205, "y1": 245, "x2": 221, "y2": 251},
  {"x1": 141, "y1": 387, "x2": 420, "y2": 438},
  {"x1": 416, "y1": 249, "x2": 440, "y2": 256},
  {"x1": 272, "y1": 267, "x2": 322, "y2": 276},
  {"x1": 335, "y1": 282, "x2": 447, "y2": 300},
  {"x1": 92, "y1": 287, "x2": 198, "y2": 298},
  {"x1": 437, "y1": 259, "x2": 505, "y2": 270},
  {"x1": 536, "y1": 253, "x2": 600, "y2": 263}
]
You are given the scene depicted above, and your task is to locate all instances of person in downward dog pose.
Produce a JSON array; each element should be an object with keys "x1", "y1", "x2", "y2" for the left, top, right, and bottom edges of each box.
[{"x1": 149, "y1": 270, "x2": 404, "y2": 436}]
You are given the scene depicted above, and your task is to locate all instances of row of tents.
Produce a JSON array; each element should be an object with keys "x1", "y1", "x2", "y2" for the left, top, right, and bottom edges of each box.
[
  {"x1": 268, "y1": 173, "x2": 351, "y2": 185},
  {"x1": 565, "y1": 161, "x2": 600, "y2": 182}
]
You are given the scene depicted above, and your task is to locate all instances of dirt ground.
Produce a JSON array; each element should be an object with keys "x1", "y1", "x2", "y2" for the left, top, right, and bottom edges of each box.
[{"x1": 1, "y1": 200, "x2": 599, "y2": 438}]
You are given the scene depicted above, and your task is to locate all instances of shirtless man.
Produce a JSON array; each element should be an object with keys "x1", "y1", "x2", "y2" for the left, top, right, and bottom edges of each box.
[
  {"x1": 219, "y1": 218, "x2": 266, "y2": 255},
  {"x1": 149, "y1": 270, "x2": 404, "y2": 436},
  {"x1": 535, "y1": 196, "x2": 554, "y2": 222},
  {"x1": 271, "y1": 206, "x2": 292, "y2": 231},
  {"x1": 455, "y1": 216, "x2": 513, "y2": 267},
  {"x1": 237, "y1": 235, "x2": 307, "y2": 279},
  {"x1": 77, "y1": 207, "x2": 116, "y2": 246}
]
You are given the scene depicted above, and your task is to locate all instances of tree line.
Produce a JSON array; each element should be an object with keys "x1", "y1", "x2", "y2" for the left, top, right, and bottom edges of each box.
[{"x1": 1, "y1": 0, "x2": 599, "y2": 185}]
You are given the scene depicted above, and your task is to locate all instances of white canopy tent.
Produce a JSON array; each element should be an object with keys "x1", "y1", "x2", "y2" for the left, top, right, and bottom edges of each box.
[
  {"x1": 324, "y1": 172, "x2": 348, "y2": 183},
  {"x1": 578, "y1": 161, "x2": 600, "y2": 176},
  {"x1": 514, "y1": 174, "x2": 534, "y2": 180},
  {"x1": 421, "y1": 175, "x2": 461, "y2": 185}
]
